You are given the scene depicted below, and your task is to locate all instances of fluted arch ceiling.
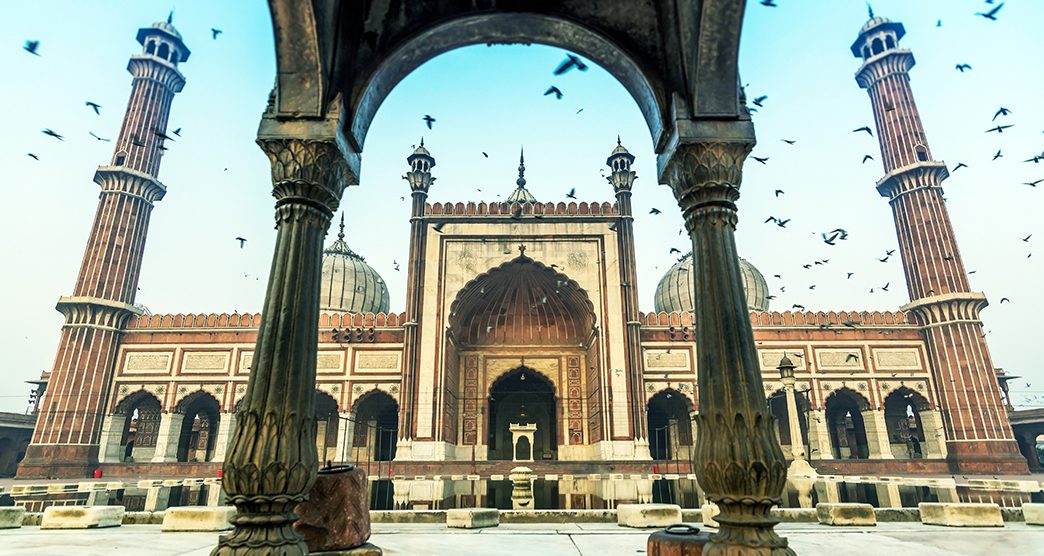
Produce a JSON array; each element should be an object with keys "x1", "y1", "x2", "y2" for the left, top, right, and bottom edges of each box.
[
  {"x1": 449, "y1": 255, "x2": 596, "y2": 347},
  {"x1": 265, "y1": 1, "x2": 751, "y2": 152}
]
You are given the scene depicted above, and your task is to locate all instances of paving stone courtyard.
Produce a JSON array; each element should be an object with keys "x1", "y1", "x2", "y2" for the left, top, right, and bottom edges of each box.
[{"x1": 2, "y1": 522, "x2": 1041, "y2": 556}]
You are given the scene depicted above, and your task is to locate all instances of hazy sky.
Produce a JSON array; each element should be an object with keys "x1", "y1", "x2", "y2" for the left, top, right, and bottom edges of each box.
[{"x1": 1, "y1": 1, "x2": 1042, "y2": 413}]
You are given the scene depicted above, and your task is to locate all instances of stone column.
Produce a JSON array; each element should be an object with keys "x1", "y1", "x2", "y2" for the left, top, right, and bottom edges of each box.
[
  {"x1": 211, "y1": 412, "x2": 236, "y2": 463},
  {"x1": 150, "y1": 413, "x2": 185, "y2": 463},
  {"x1": 807, "y1": 409, "x2": 833, "y2": 460},
  {"x1": 919, "y1": 409, "x2": 947, "y2": 459},
  {"x1": 334, "y1": 411, "x2": 354, "y2": 464},
  {"x1": 663, "y1": 138, "x2": 791, "y2": 555},
  {"x1": 98, "y1": 414, "x2": 126, "y2": 463},
  {"x1": 213, "y1": 136, "x2": 351, "y2": 556},
  {"x1": 862, "y1": 409, "x2": 894, "y2": 459}
]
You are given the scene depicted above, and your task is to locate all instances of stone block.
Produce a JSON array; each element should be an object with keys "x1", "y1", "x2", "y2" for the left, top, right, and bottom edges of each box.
[
  {"x1": 40, "y1": 505, "x2": 125, "y2": 529},
  {"x1": 816, "y1": 503, "x2": 876, "y2": 526},
  {"x1": 701, "y1": 503, "x2": 720, "y2": 527},
  {"x1": 617, "y1": 503, "x2": 682, "y2": 528},
  {"x1": 0, "y1": 507, "x2": 26, "y2": 529},
  {"x1": 162, "y1": 506, "x2": 236, "y2": 531},
  {"x1": 446, "y1": 508, "x2": 499, "y2": 529},
  {"x1": 295, "y1": 465, "x2": 372, "y2": 551},
  {"x1": 919, "y1": 503, "x2": 1003, "y2": 527},
  {"x1": 1022, "y1": 503, "x2": 1044, "y2": 526}
]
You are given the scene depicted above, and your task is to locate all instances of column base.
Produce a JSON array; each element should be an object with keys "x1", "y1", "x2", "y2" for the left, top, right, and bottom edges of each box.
[
  {"x1": 945, "y1": 440, "x2": 1029, "y2": 475},
  {"x1": 17, "y1": 444, "x2": 99, "y2": 479}
]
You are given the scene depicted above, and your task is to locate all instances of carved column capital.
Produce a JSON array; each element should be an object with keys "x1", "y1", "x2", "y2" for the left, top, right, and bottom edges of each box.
[
  {"x1": 664, "y1": 141, "x2": 753, "y2": 231},
  {"x1": 257, "y1": 138, "x2": 354, "y2": 215}
]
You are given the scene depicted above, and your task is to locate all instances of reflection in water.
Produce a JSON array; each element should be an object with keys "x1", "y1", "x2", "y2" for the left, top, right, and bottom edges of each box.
[{"x1": 370, "y1": 477, "x2": 1044, "y2": 511}]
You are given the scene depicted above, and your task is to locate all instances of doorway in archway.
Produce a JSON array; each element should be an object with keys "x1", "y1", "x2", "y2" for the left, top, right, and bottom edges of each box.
[{"x1": 488, "y1": 367, "x2": 556, "y2": 461}]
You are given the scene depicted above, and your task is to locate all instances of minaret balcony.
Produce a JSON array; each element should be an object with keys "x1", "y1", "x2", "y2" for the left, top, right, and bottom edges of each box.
[
  {"x1": 93, "y1": 166, "x2": 168, "y2": 204},
  {"x1": 901, "y1": 292, "x2": 989, "y2": 327},
  {"x1": 127, "y1": 55, "x2": 186, "y2": 92},
  {"x1": 855, "y1": 49, "x2": 915, "y2": 89},
  {"x1": 875, "y1": 161, "x2": 949, "y2": 201}
]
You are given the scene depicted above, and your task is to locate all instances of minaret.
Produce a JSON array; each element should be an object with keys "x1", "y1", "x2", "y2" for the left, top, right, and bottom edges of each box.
[
  {"x1": 606, "y1": 138, "x2": 649, "y2": 455},
  {"x1": 19, "y1": 19, "x2": 189, "y2": 477},
  {"x1": 399, "y1": 140, "x2": 435, "y2": 448},
  {"x1": 853, "y1": 16, "x2": 1026, "y2": 473}
]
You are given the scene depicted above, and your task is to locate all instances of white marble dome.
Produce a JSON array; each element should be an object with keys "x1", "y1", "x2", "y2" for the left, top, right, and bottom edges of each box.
[
  {"x1": 653, "y1": 252, "x2": 770, "y2": 313},
  {"x1": 319, "y1": 220, "x2": 390, "y2": 314}
]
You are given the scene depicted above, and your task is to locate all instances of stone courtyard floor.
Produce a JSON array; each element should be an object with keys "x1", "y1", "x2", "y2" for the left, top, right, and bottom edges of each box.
[{"x1": 1, "y1": 522, "x2": 1041, "y2": 555}]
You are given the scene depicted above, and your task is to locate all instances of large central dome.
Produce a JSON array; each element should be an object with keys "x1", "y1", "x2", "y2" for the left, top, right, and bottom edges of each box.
[
  {"x1": 319, "y1": 217, "x2": 390, "y2": 314},
  {"x1": 653, "y1": 253, "x2": 770, "y2": 313}
]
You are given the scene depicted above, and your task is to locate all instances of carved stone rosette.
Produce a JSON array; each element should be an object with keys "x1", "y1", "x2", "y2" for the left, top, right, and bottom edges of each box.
[
  {"x1": 213, "y1": 138, "x2": 352, "y2": 556},
  {"x1": 665, "y1": 141, "x2": 793, "y2": 556}
]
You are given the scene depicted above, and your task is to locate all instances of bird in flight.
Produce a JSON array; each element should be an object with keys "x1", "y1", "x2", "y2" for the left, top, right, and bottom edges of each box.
[
  {"x1": 751, "y1": 156, "x2": 769, "y2": 164},
  {"x1": 1024, "y1": 179, "x2": 1043, "y2": 187},
  {"x1": 955, "y1": 64, "x2": 972, "y2": 73},
  {"x1": 553, "y1": 54, "x2": 588, "y2": 75},
  {"x1": 1021, "y1": 234, "x2": 1032, "y2": 242},
  {"x1": 975, "y1": 2, "x2": 1004, "y2": 21},
  {"x1": 433, "y1": 222, "x2": 446, "y2": 233},
  {"x1": 952, "y1": 162, "x2": 968, "y2": 172},
  {"x1": 752, "y1": 95, "x2": 768, "y2": 107},
  {"x1": 999, "y1": 297, "x2": 1011, "y2": 304},
  {"x1": 992, "y1": 150, "x2": 1003, "y2": 161},
  {"x1": 669, "y1": 247, "x2": 682, "y2": 254},
  {"x1": 1025, "y1": 155, "x2": 1042, "y2": 164},
  {"x1": 85, "y1": 101, "x2": 102, "y2": 115},
  {"x1": 781, "y1": 139, "x2": 796, "y2": 145},
  {"x1": 847, "y1": 272, "x2": 854, "y2": 279},
  {"x1": 211, "y1": 28, "x2": 223, "y2": 40},
  {"x1": 24, "y1": 40, "x2": 40, "y2": 55},
  {"x1": 234, "y1": 237, "x2": 247, "y2": 248},
  {"x1": 27, "y1": 153, "x2": 39, "y2": 160},
  {"x1": 565, "y1": 188, "x2": 577, "y2": 199},
  {"x1": 42, "y1": 128, "x2": 64, "y2": 141},
  {"x1": 172, "y1": 127, "x2": 182, "y2": 137},
  {"x1": 881, "y1": 282, "x2": 890, "y2": 292},
  {"x1": 481, "y1": 152, "x2": 488, "y2": 158},
  {"x1": 774, "y1": 189, "x2": 784, "y2": 197},
  {"x1": 544, "y1": 86, "x2": 563, "y2": 100},
  {"x1": 986, "y1": 124, "x2": 1013, "y2": 134},
  {"x1": 649, "y1": 208, "x2": 662, "y2": 215},
  {"x1": 993, "y1": 107, "x2": 1012, "y2": 121},
  {"x1": 862, "y1": 154, "x2": 874, "y2": 163},
  {"x1": 422, "y1": 115, "x2": 435, "y2": 129},
  {"x1": 760, "y1": 0, "x2": 778, "y2": 6},
  {"x1": 154, "y1": 130, "x2": 175, "y2": 142},
  {"x1": 89, "y1": 131, "x2": 111, "y2": 142},
  {"x1": 853, "y1": 126, "x2": 873, "y2": 136}
]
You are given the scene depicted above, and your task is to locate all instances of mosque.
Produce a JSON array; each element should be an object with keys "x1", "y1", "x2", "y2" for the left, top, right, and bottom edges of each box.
[{"x1": 14, "y1": 14, "x2": 1036, "y2": 479}]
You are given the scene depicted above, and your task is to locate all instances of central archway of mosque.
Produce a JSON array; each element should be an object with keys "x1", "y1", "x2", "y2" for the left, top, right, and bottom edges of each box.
[{"x1": 446, "y1": 254, "x2": 598, "y2": 461}]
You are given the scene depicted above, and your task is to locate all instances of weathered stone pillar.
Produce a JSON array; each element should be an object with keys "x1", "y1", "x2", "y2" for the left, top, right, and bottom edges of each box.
[
  {"x1": 663, "y1": 137, "x2": 792, "y2": 555},
  {"x1": 920, "y1": 410, "x2": 947, "y2": 459},
  {"x1": 862, "y1": 409, "x2": 894, "y2": 459},
  {"x1": 213, "y1": 135, "x2": 351, "y2": 556},
  {"x1": 211, "y1": 412, "x2": 236, "y2": 463},
  {"x1": 98, "y1": 414, "x2": 126, "y2": 463},
  {"x1": 334, "y1": 412, "x2": 354, "y2": 464},
  {"x1": 151, "y1": 413, "x2": 185, "y2": 463},
  {"x1": 807, "y1": 409, "x2": 834, "y2": 460}
]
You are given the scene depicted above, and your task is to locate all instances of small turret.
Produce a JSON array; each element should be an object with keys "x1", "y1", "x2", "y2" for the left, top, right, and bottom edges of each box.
[{"x1": 606, "y1": 136, "x2": 636, "y2": 193}]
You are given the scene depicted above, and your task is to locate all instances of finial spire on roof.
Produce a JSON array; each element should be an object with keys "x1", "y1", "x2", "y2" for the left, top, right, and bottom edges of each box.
[
  {"x1": 167, "y1": 9, "x2": 174, "y2": 24},
  {"x1": 516, "y1": 146, "x2": 526, "y2": 187},
  {"x1": 420, "y1": 137, "x2": 425, "y2": 147},
  {"x1": 337, "y1": 212, "x2": 345, "y2": 241},
  {"x1": 617, "y1": 135, "x2": 622, "y2": 146},
  {"x1": 867, "y1": 2, "x2": 874, "y2": 19}
]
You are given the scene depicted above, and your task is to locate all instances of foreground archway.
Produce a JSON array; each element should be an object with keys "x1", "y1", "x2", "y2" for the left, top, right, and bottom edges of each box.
[{"x1": 218, "y1": 3, "x2": 789, "y2": 554}]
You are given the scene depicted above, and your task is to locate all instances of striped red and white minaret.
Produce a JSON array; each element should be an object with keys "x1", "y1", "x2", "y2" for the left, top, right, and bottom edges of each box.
[
  {"x1": 19, "y1": 18, "x2": 189, "y2": 477},
  {"x1": 852, "y1": 15, "x2": 1026, "y2": 473}
]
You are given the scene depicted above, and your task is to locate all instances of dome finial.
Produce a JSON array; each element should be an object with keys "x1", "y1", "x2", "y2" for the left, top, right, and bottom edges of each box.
[
  {"x1": 866, "y1": 2, "x2": 874, "y2": 19},
  {"x1": 516, "y1": 146, "x2": 527, "y2": 188},
  {"x1": 420, "y1": 137, "x2": 424, "y2": 148},
  {"x1": 337, "y1": 212, "x2": 345, "y2": 241},
  {"x1": 617, "y1": 135, "x2": 621, "y2": 147},
  {"x1": 167, "y1": 8, "x2": 174, "y2": 24}
]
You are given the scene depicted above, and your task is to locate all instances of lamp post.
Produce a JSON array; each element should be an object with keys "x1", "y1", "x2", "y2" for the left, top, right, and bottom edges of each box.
[{"x1": 778, "y1": 356, "x2": 816, "y2": 479}]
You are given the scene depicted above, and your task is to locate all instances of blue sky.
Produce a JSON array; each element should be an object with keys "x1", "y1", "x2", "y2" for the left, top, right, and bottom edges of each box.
[{"x1": 1, "y1": 1, "x2": 1042, "y2": 412}]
